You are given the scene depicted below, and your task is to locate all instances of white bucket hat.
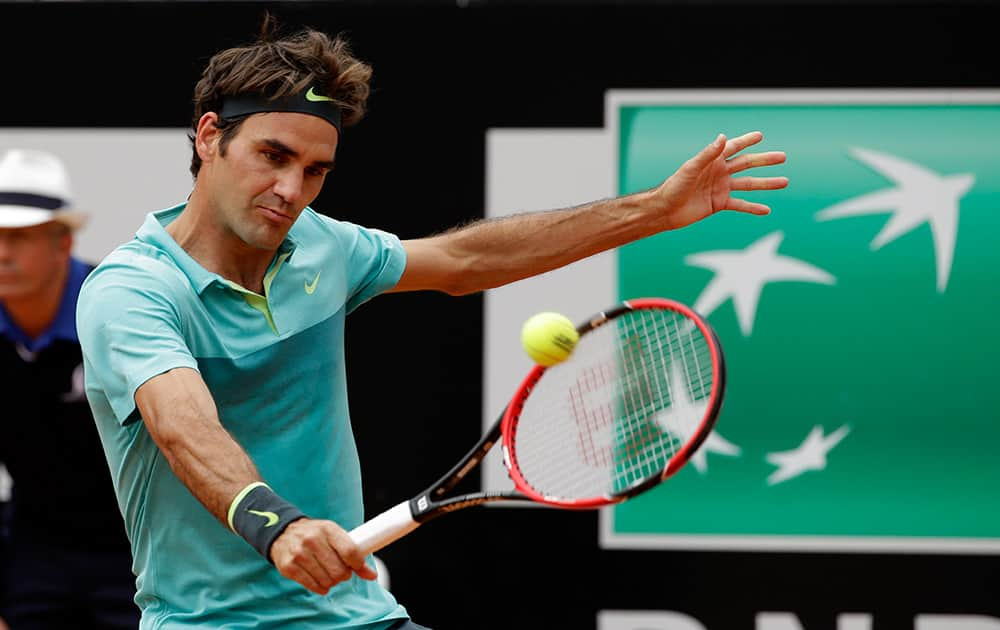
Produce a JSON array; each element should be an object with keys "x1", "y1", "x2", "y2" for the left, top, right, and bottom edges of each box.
[{"x1": 0, "y1": 149, "x2": 88, "y2": 230}]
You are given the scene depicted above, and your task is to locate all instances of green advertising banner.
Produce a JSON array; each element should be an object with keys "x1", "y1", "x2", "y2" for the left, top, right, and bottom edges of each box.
[{"x1": 604, "y1": 90, "x2": 1000, "y2": 552}]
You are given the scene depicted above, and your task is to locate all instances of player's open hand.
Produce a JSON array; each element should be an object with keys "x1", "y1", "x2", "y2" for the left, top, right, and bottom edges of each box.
[
  {"x1": 270, "y1": 518, "x2": 378, "y2": 595},
  {"x1": 656, "y1": 131, "x2": 788, "y2": 230}
]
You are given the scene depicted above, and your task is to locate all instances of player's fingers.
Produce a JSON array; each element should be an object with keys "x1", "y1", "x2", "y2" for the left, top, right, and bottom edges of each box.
[
  {"x1": 344, "y1": 548, "x2": 378, "y2": 581},
  {"x1": 277, "y1": 558, "x2": 330, "y2": 595},
  {"x1": 730, "y1": 175, "x2": 790, "y2": 192},
  {"x1": 727, "y1": 151, "x2": 787, "y2": 174},
  {"x1": 684, "y1": 133, "x2": 728, "y2": 171},
  {"x1": 302, "y1": 533, "x2": 355, "y2": 589},
  {"x1": 723, "y1": 130, "x2": 765, "y2": 158},
  {"x1": 355, "y1": 560, "x2": 378, "y2": 581},
  {"x1": 329, "y1": 532, "x2": 378, "y2": 581},
  {"x1": 277, "y1": 547, "x2": 339, "y2": 594},
  {"x1": 725, "y1": 197, "x2": 772, "y2": 215},
  {"x1": 272, "y1": 525, "x2": 349, "y2": 593}
]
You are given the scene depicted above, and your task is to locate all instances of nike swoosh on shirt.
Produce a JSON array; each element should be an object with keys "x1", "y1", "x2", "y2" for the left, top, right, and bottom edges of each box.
[{"x1": 305, "y1": 271, "x2": 322, "y2": 294}]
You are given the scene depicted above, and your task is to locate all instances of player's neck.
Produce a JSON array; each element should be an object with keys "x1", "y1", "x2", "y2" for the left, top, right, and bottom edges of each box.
[
  {"x1": 168, "y1": 199, "x2": 274, "y2": 295},
  {"x1": 1, "y1": 261, "x2": 70, "y2": 339}
]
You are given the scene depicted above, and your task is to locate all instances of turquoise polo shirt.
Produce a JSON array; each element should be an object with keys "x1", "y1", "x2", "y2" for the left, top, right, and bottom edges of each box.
[{"x1": 76, "y1": 204, "x2": 408, "y2": 629}]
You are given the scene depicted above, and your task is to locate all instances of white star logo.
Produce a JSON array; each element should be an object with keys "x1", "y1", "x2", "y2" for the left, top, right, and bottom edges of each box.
[
  {"x1": 653, "y1": 361, "x2": 741, "y2": 474},
  {"x1": 816, "y1": 147, "x2": 974, "y2": 292},
  {"x1": 765, "y1": 424, "x2": 850, "y2": 485},
  {"x1": 685, "y1": 231, "x2": 836, "y2": 337},
  {"x1": 689, "y1": 430, "x2": 742, "y2": 475}
]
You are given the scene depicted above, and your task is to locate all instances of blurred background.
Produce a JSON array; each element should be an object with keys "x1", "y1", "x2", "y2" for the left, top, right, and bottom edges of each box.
[{"x1": 2, "y1": 1, "x2": 999, "y2": 629}]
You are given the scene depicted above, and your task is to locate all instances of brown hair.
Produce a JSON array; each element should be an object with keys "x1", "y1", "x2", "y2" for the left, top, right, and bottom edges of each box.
[{"x1": 187, "y1": 13, "x2": 373, "y2": 177}]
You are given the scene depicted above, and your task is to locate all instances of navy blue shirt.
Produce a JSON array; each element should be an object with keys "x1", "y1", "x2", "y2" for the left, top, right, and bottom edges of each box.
[{"x1": 0, "y1": 257, "x2": 130, "y2": 550}]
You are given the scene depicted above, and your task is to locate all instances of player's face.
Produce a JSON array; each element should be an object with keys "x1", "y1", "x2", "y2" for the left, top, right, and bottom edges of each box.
[
  {"x1": 0, "y1": 223, "x2": 71, "y2": 300},
  {"x1": 208, "y1": 112, "x2": 338, "y2": 251}
]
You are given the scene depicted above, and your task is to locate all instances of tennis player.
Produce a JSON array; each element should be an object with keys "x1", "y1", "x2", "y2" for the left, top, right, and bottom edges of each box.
[{"x1": 75, "y1": 14, "x2": 788, "y2": 630}]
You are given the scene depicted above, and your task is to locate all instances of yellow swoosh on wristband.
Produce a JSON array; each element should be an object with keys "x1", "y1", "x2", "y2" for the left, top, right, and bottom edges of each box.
[
  {"x1": 227, "y1": 481, "x2": 270, "y2": 532},
  {"x1": 248, "y1": 509, "x2": 280, "y2": 527}
]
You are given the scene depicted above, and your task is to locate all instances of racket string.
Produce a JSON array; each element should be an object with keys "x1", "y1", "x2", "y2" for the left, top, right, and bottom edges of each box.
[{"x1": 510, "y1": 308, "x2": 715, "y2": 502}]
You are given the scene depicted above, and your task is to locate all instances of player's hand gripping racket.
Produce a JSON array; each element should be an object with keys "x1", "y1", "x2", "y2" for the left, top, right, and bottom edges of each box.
[{"x1": 349, "y1": 297, "x2": 725, "y2": 555}]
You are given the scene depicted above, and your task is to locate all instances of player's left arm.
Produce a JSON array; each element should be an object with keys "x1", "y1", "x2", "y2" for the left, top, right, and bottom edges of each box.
[{"x1": 391, "y1": 131, "x2": 787, "y2": 296}]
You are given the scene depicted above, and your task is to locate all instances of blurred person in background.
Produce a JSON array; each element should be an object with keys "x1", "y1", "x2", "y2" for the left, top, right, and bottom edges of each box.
[
  {"x1": 0, "y1": 469, "x2": 8, "y2": 630},
  {"x1": 0, "y1": 149, "x2": 139, "y2": 629}
]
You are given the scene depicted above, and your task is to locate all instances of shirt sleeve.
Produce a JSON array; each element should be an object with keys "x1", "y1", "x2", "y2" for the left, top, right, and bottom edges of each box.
[
  {"x1": 319, "y1": 218, "x2": 406, "y2": 314},
  {"x1": 77, "y1": 254, "x2": 199, "y2": 424}
]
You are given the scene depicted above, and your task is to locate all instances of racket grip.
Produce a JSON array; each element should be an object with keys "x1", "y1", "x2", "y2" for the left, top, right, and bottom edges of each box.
[{"x1": 349, "y1": 501, "x2": 420, "y2": 555}]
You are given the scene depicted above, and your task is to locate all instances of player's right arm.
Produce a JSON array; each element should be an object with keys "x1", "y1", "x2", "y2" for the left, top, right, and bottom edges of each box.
[
  {"x1": 134, "y1": 368, "x2": 259, "y2": 526},
  {"x1": 77, "y1": 258, "x2": 373, "y2": 595},
  {"x1": 134, "y1": 367, "x2": 376, "y2": 593}
]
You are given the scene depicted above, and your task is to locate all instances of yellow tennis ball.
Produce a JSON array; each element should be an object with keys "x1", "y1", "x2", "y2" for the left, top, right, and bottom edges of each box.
[{"x1": 521, "y1": 312, "x2": 579, "y2": 367}]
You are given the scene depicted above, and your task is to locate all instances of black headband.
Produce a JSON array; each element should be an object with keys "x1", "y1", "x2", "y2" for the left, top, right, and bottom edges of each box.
[{"x1": 218, "y1": 87, "x2": 342, "y2": 134}]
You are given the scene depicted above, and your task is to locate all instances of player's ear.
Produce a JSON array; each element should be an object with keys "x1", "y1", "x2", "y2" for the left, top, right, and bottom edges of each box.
[{"x1": 194, "y1": 112, "x2": 223, "y2": 162}]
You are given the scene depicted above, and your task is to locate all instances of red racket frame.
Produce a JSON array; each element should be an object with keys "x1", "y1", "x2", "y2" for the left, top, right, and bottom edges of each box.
[{"x1": 500, "y1": 297, "x2": 726, "y2": 508}]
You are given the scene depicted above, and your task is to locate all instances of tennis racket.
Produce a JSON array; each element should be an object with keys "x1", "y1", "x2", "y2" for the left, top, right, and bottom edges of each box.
[{"x1": 349, "y1": 296, "x2": 726, "y2": 555}]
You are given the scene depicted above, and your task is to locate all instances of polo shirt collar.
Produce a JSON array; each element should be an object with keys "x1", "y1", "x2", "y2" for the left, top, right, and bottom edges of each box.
[{"x1": 138, "y1": 203, "x2": 299, "y2": 295}]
